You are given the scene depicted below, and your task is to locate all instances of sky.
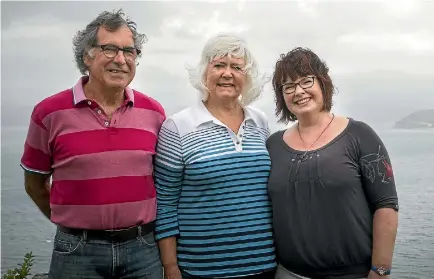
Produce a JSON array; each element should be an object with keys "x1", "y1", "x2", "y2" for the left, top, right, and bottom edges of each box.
[{"x1": 1, "y1": 0, "x2": 433, "y2": 133}]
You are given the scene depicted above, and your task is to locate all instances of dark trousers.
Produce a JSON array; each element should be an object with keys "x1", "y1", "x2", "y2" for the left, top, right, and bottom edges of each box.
[
  {"x1": 181, "y1": 270, "x2": 276, "y2": 279},
  {"x1": 48, "y1": 227, "x2": 162, "y2": 279}
]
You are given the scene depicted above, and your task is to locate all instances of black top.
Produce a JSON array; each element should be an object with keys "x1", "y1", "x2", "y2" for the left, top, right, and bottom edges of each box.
[{"x1": 266, "y1": 118, "x2": 399, "y2": 279}]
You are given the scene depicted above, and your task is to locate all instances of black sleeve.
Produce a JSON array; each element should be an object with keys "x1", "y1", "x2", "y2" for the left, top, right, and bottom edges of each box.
[
  {"x1": 354, "y1": 121, "x2": 399, "y2": 212},
  {"x1": 266, "y1": 130, "x2": 282, "y2": 151}
]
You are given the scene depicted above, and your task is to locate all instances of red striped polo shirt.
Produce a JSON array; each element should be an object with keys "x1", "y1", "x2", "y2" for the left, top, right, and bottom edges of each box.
[{"x1": 20, "y1": 76, "x2": 166, "y2": 230}]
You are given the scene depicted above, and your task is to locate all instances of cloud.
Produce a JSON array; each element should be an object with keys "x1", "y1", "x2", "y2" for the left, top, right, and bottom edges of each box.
[
  {"x1": 381, "y1": 0, "x2": 423, "y2": 17},
  {"x1": 1, "y1": 1, "x2": 171, "y2": 35},
  {"x1": 1, "y1": 0, "x2": 433, "y2": 130},
  {"x1": 337, "y1": 31, "x2": 434, "y2": 54}
]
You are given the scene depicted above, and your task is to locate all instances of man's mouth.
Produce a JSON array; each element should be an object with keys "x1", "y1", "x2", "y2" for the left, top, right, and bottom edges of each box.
[
  {"x1": 108, "y1": 69, "x2": 127, "y2": 74},
  {"x1": 295, "y1": 97, "x2": 311, "y2": 105},
  {"x1": 218, "y1": 83, "x2": 234, "y2": 87}
]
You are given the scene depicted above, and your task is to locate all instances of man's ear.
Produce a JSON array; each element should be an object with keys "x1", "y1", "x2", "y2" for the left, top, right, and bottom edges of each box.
[{"x1": 84, "y1": 49, "x2": 94, "y2": 68}]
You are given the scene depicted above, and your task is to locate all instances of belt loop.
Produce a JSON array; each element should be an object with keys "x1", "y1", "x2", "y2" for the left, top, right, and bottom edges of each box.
[
  {"x1": 137, "y1": 225, "x2": 142, "y2": 238},
  {"x1": 82, "y1": 230, "x2": 88, "y2": 242}
]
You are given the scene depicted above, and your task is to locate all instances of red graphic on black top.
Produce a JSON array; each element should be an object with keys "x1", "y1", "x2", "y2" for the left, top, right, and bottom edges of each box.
[
  {"x1": 382, "y1": 160, "x2": 393, "y2": 180},
  {"x1": 360, "y1": 145, "x2": 394, "y2": 184}
]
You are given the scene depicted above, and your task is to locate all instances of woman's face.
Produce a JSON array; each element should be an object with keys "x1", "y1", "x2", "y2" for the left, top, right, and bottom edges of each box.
[
  {"x1": 205, "y1": 55, "x2": 246, "y2": 103},
  {"x1": 282, "y1": 75, "x2": 324, "y2": 117}
]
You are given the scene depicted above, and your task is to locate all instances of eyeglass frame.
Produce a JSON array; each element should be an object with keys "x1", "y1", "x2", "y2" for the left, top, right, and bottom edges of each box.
[
  {"x1": 92, "y1": 44, "x2": 141, "y2": 61},
  {"x1": 282, "y1": 76, "x2": 316, "y2": 95}
]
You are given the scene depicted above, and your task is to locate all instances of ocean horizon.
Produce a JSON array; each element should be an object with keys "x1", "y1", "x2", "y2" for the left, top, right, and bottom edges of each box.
[{"x1": 2, "y1": 125, "x2": 433, "y2": 278}]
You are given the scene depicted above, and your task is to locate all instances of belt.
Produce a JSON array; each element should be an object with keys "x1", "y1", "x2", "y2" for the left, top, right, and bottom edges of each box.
[{"x1": 57, "y1": 222, "x2": 155, "y2": 242}]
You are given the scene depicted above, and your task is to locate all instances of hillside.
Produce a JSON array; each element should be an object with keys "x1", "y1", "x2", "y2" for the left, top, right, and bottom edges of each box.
[{"x1": 393, "y1": 109, "x2": 434, "y2": 129}]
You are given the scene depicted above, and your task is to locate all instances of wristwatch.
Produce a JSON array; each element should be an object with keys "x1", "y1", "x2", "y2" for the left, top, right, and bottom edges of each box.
[{"x1": 371, "y1": 265, "x2": 391, "y2": 276}]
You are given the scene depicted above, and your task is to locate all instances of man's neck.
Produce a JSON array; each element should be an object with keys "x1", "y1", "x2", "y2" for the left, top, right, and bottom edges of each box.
[{"x1": 84, "y1": 78, "x2": 125, "y2": 107}]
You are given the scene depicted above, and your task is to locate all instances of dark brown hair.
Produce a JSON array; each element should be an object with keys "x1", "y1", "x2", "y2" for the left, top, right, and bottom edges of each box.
[{"x1": 272, "y1": 47, "x2": 336, "y2": 123}]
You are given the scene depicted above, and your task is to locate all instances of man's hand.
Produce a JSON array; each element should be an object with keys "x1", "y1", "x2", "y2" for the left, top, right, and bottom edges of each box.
[
  {"x1": 367, "y1": 270, "x2": 390, "y2": 279},
  {"x1": 163, "y1": 264, "x2": 182, "y2": 279},
  {"x1": 45, "y1": 177, "x2": 51, "y2": 192},
  {"x1": 24, "y1": 170, "x2": 51, "y2": 219}
]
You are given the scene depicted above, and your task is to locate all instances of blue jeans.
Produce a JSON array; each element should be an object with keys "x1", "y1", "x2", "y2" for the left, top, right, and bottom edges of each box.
[{"x1": 48, "y1": 227, "x2": 163, "y2": 279}]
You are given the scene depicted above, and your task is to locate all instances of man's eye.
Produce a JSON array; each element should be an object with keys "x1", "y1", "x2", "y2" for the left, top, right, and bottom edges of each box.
[
  {"x1": 103, "y1": 45, "x2": 118, "y2": 51},
  {"x1": 123, "y1": 48, "x2": 135, "y2": 54}
]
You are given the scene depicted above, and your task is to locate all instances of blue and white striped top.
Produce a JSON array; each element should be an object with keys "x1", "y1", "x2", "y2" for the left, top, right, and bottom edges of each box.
[{"x1": 154, "y1": 100, "x2": 276, "y2": 278}]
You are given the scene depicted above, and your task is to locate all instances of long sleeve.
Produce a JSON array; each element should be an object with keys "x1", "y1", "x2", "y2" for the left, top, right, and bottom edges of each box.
[{"x1": 154, "y1": 118, "x2": 185, "y2": 240}]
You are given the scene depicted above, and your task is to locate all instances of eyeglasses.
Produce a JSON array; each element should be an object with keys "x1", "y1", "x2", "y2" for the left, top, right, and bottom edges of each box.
[
  {"x1": 93, "y1": 44, "x2": 140, "y2": 61},
  {"x1": 282, "y1": 76, "x2": 315, "y2": 94}
]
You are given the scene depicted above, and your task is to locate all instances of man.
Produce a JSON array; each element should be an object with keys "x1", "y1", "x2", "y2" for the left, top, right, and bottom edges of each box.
[{"x1": 20, "y1": 9, "x2": 165, "y2": 279}]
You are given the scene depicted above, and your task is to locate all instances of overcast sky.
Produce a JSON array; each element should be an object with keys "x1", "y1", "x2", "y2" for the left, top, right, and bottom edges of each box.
[{"x1": 2, "y1": 0, "x2": 433, "y2": 133}]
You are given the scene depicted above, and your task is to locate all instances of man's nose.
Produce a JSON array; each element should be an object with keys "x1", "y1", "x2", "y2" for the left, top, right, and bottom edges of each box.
[{"x1": 113, "y1": 51, "x2": 127, "y2": 64}]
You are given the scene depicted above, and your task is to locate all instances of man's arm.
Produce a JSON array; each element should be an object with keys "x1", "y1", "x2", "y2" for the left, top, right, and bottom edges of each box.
[
  {"x1": 371, "y1": 208, "x2": 398, "y2": 270},
  {"x1": 24, "y1": 170, "x2": 51, "y2": 219}
]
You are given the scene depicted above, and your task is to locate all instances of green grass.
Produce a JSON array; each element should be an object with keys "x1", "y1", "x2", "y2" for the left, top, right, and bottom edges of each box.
[{"x1": 2, "y1": 252, "x2": 34, "y2": 279}]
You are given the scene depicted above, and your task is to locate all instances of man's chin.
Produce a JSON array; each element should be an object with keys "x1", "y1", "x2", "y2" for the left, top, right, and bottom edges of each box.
[{"x1": 105, "y1": 79, "x2": 130, "y2": 90}]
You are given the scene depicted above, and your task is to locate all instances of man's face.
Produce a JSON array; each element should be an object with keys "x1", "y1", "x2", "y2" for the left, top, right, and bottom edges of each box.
[{"x1": 85, "y1": 25, "x2": 138, "y2": 90}]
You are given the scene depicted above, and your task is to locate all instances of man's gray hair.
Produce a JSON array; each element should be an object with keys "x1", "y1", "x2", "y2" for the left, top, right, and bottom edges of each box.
[
  {"x1": 186, "y1": 33, "x2": 269, "y2": 106},
  {"x1": 72, "y1": 9, "x2": 147, "y2": 75}
]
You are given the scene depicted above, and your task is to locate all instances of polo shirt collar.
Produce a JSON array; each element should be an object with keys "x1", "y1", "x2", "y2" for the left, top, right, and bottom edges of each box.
[
  {"x1": 193, "y1": 99, "x2": 259, "y2": 128},
  {"x1": 72, "y1": 76, "x2": 135, "y2": 106}
]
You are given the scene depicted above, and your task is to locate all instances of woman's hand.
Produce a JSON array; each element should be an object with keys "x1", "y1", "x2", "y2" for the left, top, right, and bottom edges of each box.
[
  {"x1": 367, "y1": 270, "x2": 390, "y2": 279},
  {"x1": 163, "y1": 263, "x2": 182, "y2": 279}
]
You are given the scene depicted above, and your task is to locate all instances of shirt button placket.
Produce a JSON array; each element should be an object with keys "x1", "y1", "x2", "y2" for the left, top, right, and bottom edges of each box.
[
  {"x1": 235, "y1": 124, "x2": 244, "y2": 152},
  {"x1": 96, "y1": 108, "x2": 109, "y2": 128}
]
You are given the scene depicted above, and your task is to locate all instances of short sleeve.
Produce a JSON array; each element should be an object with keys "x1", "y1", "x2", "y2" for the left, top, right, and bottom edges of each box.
[
  {"x1": 154, "y1": 118, "x2": 185, "y2": 240},
  {"x1": 20, "y1": 106, "x2": 52, "y2": 174},
  {"x1": 355, "y1": 121, "x2": 399, "y2": 212}
]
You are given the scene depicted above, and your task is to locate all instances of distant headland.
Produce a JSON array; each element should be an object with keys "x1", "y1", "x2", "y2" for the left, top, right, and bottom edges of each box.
[{"x1": 393, "y1": 109, "x2": 434, "y2": 129}]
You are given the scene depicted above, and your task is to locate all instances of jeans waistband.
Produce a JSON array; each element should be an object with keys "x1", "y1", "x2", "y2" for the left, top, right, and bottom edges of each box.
[{"x1": 57, "y1": 222, "x2": 155, "y2": 242}]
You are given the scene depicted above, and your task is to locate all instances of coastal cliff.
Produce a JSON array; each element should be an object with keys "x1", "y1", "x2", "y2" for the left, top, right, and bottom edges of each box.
[{"x1": 393, "y1": 109, "x2": 434, "y2": 129}]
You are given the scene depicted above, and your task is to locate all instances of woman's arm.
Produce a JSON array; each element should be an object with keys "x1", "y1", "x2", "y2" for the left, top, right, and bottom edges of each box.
[
  {"x1": 154, "y1": 119, "x2": 185, "y2": 278},
  {"x1": 355, "y1": 121, "x2": 399, "y2": 277},
  {"x1": 371, "y1": 208, "x2": 398, "y2": 273}
]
